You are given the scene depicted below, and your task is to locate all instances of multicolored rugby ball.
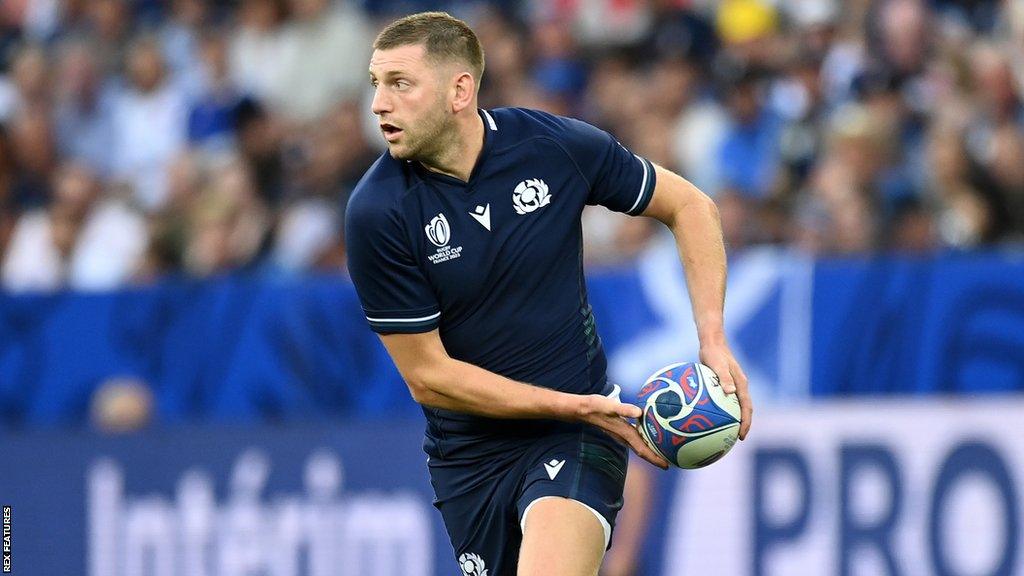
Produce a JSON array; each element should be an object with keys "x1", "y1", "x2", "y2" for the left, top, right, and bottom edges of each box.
[{"x1": 636, "y1": 362, "x2": 741, "y2": 469}]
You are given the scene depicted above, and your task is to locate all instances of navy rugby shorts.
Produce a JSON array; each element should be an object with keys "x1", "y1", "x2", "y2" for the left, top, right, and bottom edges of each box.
[{"x1": 427, "y1": 384, "x2": 629, "y2": 576}]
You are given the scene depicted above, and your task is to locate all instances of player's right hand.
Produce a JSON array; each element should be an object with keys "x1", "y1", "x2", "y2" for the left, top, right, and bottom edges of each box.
[{"x1": 578, "y1": 394, "x2": 670, "y2": 470}]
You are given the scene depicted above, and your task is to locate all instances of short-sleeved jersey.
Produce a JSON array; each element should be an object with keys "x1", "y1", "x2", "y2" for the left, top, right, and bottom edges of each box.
[{"x1": 345, "y1": 107, "x2": 656, "y2": 459}]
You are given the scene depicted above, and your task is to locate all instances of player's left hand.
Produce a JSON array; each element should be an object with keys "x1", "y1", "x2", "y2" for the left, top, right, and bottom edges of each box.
[
  {"x1": 579, "y1": 394, "x2": 670, "y2": 469},
  {"x1": 699, "y1": 342, "x2": 753, "y2": 440}
]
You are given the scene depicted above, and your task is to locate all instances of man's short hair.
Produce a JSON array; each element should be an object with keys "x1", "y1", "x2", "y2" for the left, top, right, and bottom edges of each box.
[{"x1": 374, "y1": 11, "x2": 485, "y2": 81}]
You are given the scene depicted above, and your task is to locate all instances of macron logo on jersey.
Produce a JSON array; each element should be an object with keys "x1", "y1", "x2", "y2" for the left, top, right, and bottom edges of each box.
[
  {"x1": 544, "y1": 459, "x2": 566, "y2": 480},
  {"x1": 469, "y1": 204, "x2": 491, "y2": 230}
]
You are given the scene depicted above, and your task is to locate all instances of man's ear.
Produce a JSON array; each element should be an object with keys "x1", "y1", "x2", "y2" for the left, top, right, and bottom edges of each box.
[{"x1": 451, "y1": 71, "x2": 476, "y2": 114}]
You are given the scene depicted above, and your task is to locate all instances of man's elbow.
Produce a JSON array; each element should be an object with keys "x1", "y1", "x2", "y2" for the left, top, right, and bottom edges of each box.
[
  {"x1": 699, "y1": 192, "x2": 720, "y2": 221},
  {"x1": 403, "y1": 364, "x2": 447, "y2": 406},
  {"x1": 673, "y1": 183, "x2": 719, "y2": 228},
  {"x1": 406, "y1": 379, "x2": 434, "y2": 405}
]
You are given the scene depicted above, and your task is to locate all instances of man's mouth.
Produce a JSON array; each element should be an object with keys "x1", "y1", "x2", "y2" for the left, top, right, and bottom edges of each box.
[{"x1": 381, "y1": 123, "x2": 403, "y2": 141}]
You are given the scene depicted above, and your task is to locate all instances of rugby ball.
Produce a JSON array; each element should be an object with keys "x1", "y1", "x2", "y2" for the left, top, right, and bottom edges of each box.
[{"x1": 636, "y1": 362, "x2": 741, "y2": 469}]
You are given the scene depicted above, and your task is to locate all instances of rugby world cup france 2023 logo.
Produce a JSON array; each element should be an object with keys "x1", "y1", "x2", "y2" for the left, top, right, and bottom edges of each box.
[
  {"x1": 512, "y1": 179, "x2": 550, "y2": 214},
  {"x1": 425, "y1": 213, "x2": 451, "y2": 248},
  {"x1": 425, "y1": 213, "x2": 463, "y2": 264}
]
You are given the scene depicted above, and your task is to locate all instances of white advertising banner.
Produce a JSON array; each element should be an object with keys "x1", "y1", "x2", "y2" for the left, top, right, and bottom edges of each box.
[{"x1": 662, "y1": 399, "x2": 1024, "y2": 576}]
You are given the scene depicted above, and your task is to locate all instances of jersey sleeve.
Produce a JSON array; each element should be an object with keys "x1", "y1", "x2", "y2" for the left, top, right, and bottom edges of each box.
[
  {"x1": 345, "y1": 195, "x2": 440, "y2": 334},
  {"x1": 558, "y1": 116, "x2": 657, "y2": 215}
]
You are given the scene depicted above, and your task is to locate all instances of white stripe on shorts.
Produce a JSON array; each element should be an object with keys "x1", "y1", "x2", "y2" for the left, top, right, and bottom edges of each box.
[{"x1": 520, "y1": 496, "x2": 612, "y2": 549}]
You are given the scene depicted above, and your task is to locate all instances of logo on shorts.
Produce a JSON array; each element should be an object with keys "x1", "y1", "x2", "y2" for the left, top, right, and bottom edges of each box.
[
  {"x1": 512, "y1": 179, "x2": 551, "y2": 214},
  {"x1": 544, "y1": 459, "x2": 566, "y2": 480},
  {"x1": 458, "y1": 552, "x2": 489, "y2": 576}
]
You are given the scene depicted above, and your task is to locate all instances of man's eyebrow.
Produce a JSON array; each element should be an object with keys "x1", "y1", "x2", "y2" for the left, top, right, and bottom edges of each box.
[{"x1": 369, "y1": 69, "x2": 409, "y2": 80}]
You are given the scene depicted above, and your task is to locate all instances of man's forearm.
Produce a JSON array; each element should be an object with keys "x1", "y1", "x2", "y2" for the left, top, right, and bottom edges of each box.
[
  {"x1": 666, "y1": 175, "x2": 728, "y2": 344},
  {"x1": 642, "y1": 166, "x2": 752, "y2": 437},
  {"x1": 408, "y1": 357, "x2": 583, "y2": 420},
  {"x1": 384, "y1": 333, "x2": 664, "y2": 467}
]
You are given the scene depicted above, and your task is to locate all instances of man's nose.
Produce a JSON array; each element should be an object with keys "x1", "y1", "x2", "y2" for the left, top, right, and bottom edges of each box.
[{"x1": 371, "y1": 86, "x2": 391, "y2": 115}]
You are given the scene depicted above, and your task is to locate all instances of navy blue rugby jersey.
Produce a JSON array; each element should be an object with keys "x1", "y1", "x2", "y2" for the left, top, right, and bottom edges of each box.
[{"x1": 345, "y1": 107, "x2": 656, "y2": 457}]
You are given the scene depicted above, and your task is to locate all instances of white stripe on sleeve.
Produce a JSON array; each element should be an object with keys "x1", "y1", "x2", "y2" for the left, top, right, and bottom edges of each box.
[
  {"x1": 627, "y1": 155, "x2": 650, "y2": 214},
  {"x1": 365, "y1": 311, "x2": 441, "y2": 323}
]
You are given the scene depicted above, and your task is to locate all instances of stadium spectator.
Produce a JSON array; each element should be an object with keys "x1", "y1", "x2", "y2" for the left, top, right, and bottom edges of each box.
[
  {"x1": 717, "y1": 65, "x2": 784, "y2": 202},
  {"x1": 473, "y1": 8, "x2": 532, "y2": 111},
  {"x1": 1, "y1": 162, "x2": 146, "y2": 291},
  {"x1": 53, "y1": 39, "x2": 117, "y2": 177},
  {"x1": 0, "y1": 42, "x2": 49, "y2": 122},
  {"x1": 233, "y1": 97, "x2": 287, "y2": 205},
  {"x1": 0, "y1": 0, "x2": 1016, "y2": 287},
  {"x1": 8, "y1": 105, "x2": 57, "y2": 210},
  {"x1": 987, "y1": 126, "x2": 1024, "y2": 238},
  {"x1": 869, "y1": 0, "x2": 931, "y2": 80},
  {"x1": 111, "y1": 35, "x2": 188, "y2": 212},
  {"x1": 186, "y1": 29, "x2": 246, "y2": 151},
  {"x1": 229, "y1": 0, "x2": 288, "y2": 106},
  {"x1": 272, "y1": 0, "x2": 372, "y2": 123},
  {"x1": 85, "y1": 0, "x2": 134, "y2": 77},
  {"x1": 539, "y1": 0, "x2": 653, "y2": 49},
  {"x1": 160, "y1": 0, "x2": 210, "y2": 97},
  {"x1": 271, "y1": 197, "x2": 339, "y2": 273},
  {"x1": 670, "y1": 62, "x2": 730, "y2": 196},
  {"x1": 716, "y1": 0, "x2": 781, "y2": 69},
  {"x1": 529, "y1": 18, "x2": 587, "y2": 116},
  {"x1": 183, "y1": 156, "x2": 269, "y2": 277}
]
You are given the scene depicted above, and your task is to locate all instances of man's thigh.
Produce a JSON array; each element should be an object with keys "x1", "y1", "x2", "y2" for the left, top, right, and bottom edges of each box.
[
  {"x1": 428, "y1": 428, "x2": 627, "y2": 576},
  {"x1": 519, "y1": 497, "x2": 606, "y2": 576},
  {"x1": 515, "y1": 429, "x2": 629, "y2": 574}
]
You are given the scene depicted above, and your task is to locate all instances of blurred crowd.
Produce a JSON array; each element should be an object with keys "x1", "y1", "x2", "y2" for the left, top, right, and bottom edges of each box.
[{"x1": 0, "y1": 0, "x2": 1023, "y2": 292}]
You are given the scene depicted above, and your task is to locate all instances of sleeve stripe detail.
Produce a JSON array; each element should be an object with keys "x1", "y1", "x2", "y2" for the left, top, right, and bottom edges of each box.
[
  {"x1": 627, "y1": 154, "x2": 651, "y2": 214},
  {"x1": 365, "y1": 311, "x2": 441, "y2": 323},
  {"x1": 481, "y1": 109, "x2": 498, "y2": 131}
]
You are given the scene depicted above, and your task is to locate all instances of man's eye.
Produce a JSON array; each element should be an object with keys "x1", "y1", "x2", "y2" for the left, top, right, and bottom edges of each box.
[{"x1": 395, "y1": 80, "x2": 410, "y2": 89}]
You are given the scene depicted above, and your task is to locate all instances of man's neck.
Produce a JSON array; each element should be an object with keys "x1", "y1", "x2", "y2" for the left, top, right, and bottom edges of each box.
[{"x1": 419, "y1": 111, "x2": 485, "y2": 182}]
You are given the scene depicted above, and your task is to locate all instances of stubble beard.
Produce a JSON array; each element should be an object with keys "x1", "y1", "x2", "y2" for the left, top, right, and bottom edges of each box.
[{"x1": 390, "y1": 99, "x2": 456, "y2": 167}]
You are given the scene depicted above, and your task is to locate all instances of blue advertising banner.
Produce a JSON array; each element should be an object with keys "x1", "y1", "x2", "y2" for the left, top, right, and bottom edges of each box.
[
  {"x1": 2, "y1": 400, "x2": 1022, "y2": 576},
  {"x1": 0, "y1": 277, "x2": 416, "y2": 426},
  {"x1": 0, "y1": 421, "x2": 446, "y2": 576},
  {"x1": 602, "y1": 242, "x2": 1024, "y2": 401},
  {"x1": 2, "y1": 247, "x2": 1023, "y2": 428},
  {"x1": 810, "y1": 252, "x2": 1024, "y2": 396}
]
